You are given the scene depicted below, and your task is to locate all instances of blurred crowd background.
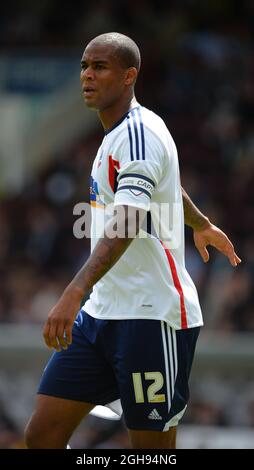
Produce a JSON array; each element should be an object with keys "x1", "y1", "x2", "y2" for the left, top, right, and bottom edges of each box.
[{"x1": 0, "y1": 0, "x2": 254, "y2": 448}]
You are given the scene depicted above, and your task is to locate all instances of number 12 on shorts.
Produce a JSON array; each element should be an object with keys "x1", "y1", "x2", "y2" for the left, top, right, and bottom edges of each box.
[{"x1": 132, "y1": 372, "x2": 166, "y2": 403}]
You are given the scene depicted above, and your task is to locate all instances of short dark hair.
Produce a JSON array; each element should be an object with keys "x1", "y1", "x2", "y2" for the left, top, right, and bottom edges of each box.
[{"x1": 88, "y1": 32, "x2": 141, "y2": 72}]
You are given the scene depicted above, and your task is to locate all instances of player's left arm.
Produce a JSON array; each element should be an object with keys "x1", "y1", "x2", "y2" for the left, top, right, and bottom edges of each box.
[
  {"x1": 43, "y1": 205, "x2": 145, "y2": 351},
  {"x1": 181, "y1": 186, "x2": 241, "y2": 267}
]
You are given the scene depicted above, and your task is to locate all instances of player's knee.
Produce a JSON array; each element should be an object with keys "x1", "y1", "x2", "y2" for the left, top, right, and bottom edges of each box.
[
  {"x1": 24, "y1": 416, "x2": 69, "y2": 449},
  {"x1": 24, "y1": 419, "x2": 41, "y2": 449},
  {"x1": 24, "y1": 416, "x2": 53, "y2": 448}
]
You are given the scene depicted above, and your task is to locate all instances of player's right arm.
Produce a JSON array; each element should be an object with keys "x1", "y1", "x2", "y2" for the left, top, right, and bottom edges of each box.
[
  {"x1": 181, "y1": 186, "x2": 241, "y2": 267},
  {"x1": 43, "y1": 205, "x2": 145, "y2": 352}
]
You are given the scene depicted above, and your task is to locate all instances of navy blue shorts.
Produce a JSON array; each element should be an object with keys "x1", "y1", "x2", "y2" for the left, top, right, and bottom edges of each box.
[{"x1": 38, "y1": 310, "x2": 200, "y2": 431}]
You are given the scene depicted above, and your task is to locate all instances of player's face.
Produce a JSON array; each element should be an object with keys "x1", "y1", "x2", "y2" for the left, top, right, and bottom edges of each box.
[{"x1": 80, "y1": 43, "x2": 128, "y2": 111}]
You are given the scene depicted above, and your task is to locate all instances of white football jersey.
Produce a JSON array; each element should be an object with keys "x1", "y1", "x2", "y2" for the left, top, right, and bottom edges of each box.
[{"x1": 83, "y1": 104, "x2": 203, "y2": 329}]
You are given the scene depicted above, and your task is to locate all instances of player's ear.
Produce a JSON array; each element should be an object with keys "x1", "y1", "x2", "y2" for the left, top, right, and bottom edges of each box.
[{"x1": 125, "y1": 67, "x2": 138, "y2": 86}]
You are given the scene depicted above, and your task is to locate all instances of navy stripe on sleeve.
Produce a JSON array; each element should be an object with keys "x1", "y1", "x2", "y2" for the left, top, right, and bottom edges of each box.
[{"x1": 116, "y1": 185, "x2": 151, "y2": 198}]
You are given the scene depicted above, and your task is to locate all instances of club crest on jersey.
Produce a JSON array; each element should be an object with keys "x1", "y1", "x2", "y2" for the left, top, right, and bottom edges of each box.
[{"x1": 90, "y1": 176, "x2": 105, "y2": 207}]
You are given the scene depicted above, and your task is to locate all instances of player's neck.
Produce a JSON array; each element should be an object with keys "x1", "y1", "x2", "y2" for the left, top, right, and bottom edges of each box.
[{"x1": 98, "y1": 96, "x2": 138, "y2": 132}]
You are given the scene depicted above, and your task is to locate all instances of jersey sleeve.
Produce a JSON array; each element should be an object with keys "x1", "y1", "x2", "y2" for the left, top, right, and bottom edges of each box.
[{"x1": 114, "y1": 127, "x2": 166, "y2": 211}]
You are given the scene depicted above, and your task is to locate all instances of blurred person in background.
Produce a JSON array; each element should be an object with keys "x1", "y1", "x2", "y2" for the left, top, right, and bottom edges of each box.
[{"x1": 24, "y1": 32, "x2": 240, "y2": 449}]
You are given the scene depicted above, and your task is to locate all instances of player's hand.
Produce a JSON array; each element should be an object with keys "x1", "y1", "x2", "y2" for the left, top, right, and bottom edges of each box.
[
  {"x1": 43, "y1": 286, "x2": 83, "y2": 352},
  {"x1": 193, "y1": 221, "x2": 241, "y2": 267}
]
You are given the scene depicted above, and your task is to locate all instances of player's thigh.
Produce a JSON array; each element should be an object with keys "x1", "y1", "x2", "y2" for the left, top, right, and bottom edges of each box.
[
  {"x1": 113, "y1": 320, "x2": 200, "y2": 433},
  {"x1": 38, "y1": 314, "x2": 118, "y2": 405}
]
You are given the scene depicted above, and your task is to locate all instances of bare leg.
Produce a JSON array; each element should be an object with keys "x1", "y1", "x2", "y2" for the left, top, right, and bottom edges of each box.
[
  {"x1": 24, "y1": 394, "x2": 94, "y2": 449},
  {"x1": 128, "y1": 427, "x2": 177, "y2": 449}
]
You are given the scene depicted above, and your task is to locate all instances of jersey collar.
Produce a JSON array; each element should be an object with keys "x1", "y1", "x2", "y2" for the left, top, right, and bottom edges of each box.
[{"x1": 104, "y1": 105, "x2": 140, "y2": 136}]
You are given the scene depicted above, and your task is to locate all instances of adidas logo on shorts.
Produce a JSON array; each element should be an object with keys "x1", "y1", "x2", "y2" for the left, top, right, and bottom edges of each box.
[{"x1": 148, "y1": 408, "x2": 162, "y2": 420}]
